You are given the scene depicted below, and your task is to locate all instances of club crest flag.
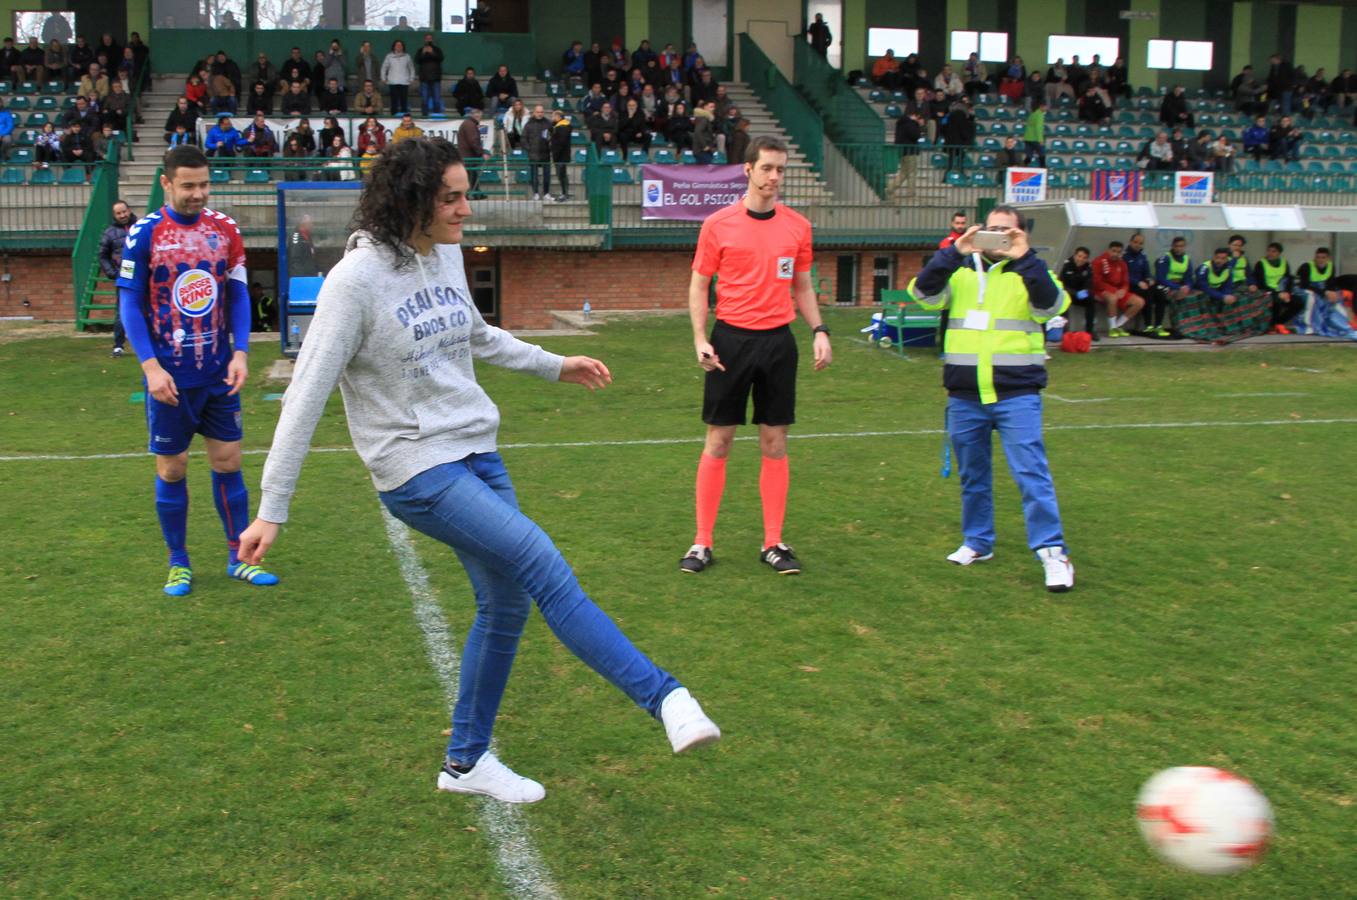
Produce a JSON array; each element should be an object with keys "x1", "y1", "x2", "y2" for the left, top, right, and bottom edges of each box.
[
  {"x1": 1091, "y1": 169, "x2": 1141, "y2": 201},
  {"x1": 1004, "y1": 167, "x2": 1047, "y2": 204},
  {"x1": 1174, "y1": 171, "x2": 1214, "y2": 205}
]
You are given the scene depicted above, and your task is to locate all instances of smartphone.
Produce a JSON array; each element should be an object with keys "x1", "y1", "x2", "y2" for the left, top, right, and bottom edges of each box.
[{"x1": 972, "y1": 229, "x2": 1012, "y2": 252}]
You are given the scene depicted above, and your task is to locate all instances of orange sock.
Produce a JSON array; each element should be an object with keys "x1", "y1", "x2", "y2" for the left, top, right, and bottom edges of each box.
[
  {"x1": 759, "y1": 455, "x2": 789, "y2": 549},
  {"x1": 694, "y1": 453, "x2": 727, "y2": 547}
]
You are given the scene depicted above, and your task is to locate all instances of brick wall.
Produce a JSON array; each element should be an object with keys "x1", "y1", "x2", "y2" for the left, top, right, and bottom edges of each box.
[
  {"x1": 497, "y1": 247, "x2": 934, "y2": 329},
  {"x1": 0, "y1": 252, "x2": 76, "y2": 321}
]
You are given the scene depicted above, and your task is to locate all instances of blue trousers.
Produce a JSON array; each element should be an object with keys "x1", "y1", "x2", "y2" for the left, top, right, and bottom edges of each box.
[
  {"x1": 946, "y1": 394, "x2": 1066, "y2": 556},
  {"x1": 379, "y1": 452, "x2": 681, "y2": 766},
  {"x1": 419, "y1": 80, "x2": 443, "y2": 116}
]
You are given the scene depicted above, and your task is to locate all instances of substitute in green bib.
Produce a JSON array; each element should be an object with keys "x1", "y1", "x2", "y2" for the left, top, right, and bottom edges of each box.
[
  {"x1": 908, "y1": 205, "x2": 1076, "y2": 593},
  {"x1": 1251, "y1": 242, "x2": 1301, "y2": 333},
  {"x1": 1150, "y1": 235, "x2": 1195, "y2": 337}
]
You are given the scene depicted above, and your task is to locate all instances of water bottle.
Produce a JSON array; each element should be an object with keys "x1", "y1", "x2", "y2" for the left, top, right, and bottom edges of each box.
[
  {"x1": 289, "y1": 321, "x2": 301, "y2": 347},
  {"x1": 582, "y1": 299, "x2": 591, "y2": 320}
]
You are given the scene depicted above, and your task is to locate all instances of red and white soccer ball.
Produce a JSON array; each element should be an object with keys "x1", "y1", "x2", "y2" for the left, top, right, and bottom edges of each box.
[{"x1": 1136, "y1": 766, "x2": 1273, "y2": 875}]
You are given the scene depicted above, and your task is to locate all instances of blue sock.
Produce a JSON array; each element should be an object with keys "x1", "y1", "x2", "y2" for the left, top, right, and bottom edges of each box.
[
  {"x1": 211, "y1": 470, "x2": 249, "y2": 566},
  {"x1": 155, "y1": 476, "x2": 190, "y2": 568}
]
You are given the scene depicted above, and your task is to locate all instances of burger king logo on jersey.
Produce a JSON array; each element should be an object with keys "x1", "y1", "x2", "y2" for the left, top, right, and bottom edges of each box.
[{"x1": 172, "y1": 269, "x2": 217, "y2": 318}]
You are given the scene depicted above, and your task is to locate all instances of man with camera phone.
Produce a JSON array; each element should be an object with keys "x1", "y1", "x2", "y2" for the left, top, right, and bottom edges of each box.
[{"x1": 908, "y1": 205, "x2": 1076, "y2": 592}]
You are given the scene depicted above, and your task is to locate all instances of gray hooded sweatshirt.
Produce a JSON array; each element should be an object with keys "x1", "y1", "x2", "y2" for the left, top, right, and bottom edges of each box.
[{"x1": 257, "y1": 232, "x2": 563, "y2": 523}]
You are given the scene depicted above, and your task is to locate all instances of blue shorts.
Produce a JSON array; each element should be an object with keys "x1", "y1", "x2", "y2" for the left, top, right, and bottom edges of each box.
[{"x1": 145, "y1": 379, "x2": 243, "y2": 455}]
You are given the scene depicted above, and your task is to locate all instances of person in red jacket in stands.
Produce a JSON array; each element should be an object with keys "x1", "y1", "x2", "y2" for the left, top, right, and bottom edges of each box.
[{"x1": 1091, "y1": 240, "x2": 1145, "y2": 337}]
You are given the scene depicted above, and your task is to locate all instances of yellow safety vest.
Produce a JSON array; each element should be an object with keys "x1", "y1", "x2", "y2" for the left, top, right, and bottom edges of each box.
[
  {"x1": 1259, "y1": 257, "x2": 1288, "y2": 290},
  {"x1": 909, "y1": 256, "x2": 1070, "y2": 405}
]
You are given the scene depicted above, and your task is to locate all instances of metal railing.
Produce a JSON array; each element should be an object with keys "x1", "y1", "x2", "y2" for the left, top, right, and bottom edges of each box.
[
  {"x1": 0, "y1": 170, "x2": 102, "y2": 249},
  {"x1": 738, "y1": 34, "x2": 824, "y2": 172},
  {"x1": 71, "y1": 139, "x2": 122, "y2": 329}
]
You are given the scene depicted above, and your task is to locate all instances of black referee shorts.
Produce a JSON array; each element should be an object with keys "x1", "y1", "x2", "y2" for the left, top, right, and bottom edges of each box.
[{"x1": 702, "y1": 320, "x2": 798, "y2": 427}]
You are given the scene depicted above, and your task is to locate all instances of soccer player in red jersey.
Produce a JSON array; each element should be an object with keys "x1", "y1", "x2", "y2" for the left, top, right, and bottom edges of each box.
[
  {"x1": 681, "y1": 136, "x2": 831, "y2": 575},
  {"x1": 117, "y1": 145, "x2": 279, "y2": 596},
  {"x1": 939, "y1": 209, "x2": 968, "y2": 249}
]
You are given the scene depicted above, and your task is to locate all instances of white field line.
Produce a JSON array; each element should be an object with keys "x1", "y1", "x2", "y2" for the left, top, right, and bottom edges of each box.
[
  {"x1": 380, "y1": 508, "x2": 563, "y2": 900},
  {"x1": 4, "y1": 416, "x2": 1357, "y2": 465}
]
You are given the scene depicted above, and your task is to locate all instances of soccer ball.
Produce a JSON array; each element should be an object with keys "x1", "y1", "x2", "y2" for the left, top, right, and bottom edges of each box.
[{"x1": 1136, "y1": 766, "x2": 1273, "y2": 875}]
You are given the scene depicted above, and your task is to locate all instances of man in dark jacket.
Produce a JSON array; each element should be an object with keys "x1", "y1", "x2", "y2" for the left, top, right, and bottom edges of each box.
[
  {"x1": 162, "y1": 97, "x2": 199, "y2": 144},
  {"x1": 1267, "y1": 54, "x2": 1295, "y2": 116},
  {"x1": 486, "y1": 65, "x2": 519, "y2": 114},
  {"x1": 416, "y1": 34, "x2": 444, "y2": 116},
  {"x1": 452, "y1": 68, "x2": 485, "y2": 111},
  {"x1": 61, "y1": 119, "x2": 96, "y2": 177},
  {"x1": 522, "y1": 103, "x2": 553, "y2": 199},
  {"x1": 281, "y1": 80, "x2": 312, "y2": 115},
  {"x1": 99, "y1": 198, "x2": 134, "y2": 356},
  {"x1": 210, "y1": 50, "x2": 242, "y2": 97},
  {"x1": 457, "y1": 107, "x2": 489, "y2": 195},
  {"x1": 941, "y1": 99, "x2": 975, "y2": 170},
  {"x1": 549, "y1": 109, "x2": 573, "y2": 202},
  {"x1": 1058, "y1": 246, "x2": 1096, "y2": 337},
  {"x1": 1159, "y1": 85, "x2": 1194, "y2": 129},
  {"x1": 805, "y1": 13, "x2": 832, "y2": 57},
  {"x1": 279, "y1": 47, "x2": 309, "y2": 90}
]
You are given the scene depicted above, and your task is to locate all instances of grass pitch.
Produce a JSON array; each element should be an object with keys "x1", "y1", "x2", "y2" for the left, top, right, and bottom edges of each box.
[{"x1": 2, "y1": 312, "x2": 1355, "y2": 898}]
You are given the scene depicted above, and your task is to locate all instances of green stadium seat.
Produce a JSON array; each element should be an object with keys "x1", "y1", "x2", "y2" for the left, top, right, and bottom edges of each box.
[
  {"x1": 1046, "y1": 172, "x2": 1064, "y2": 188},
  {"x1": 1049, "y1": 139, "x2": 1070, "y2": 154},
  {"x1": 890, "y1": 90, "x2": 906, "y2": 101},
  {"x1": 15, "y1": 81, "x2": 37, "y2": 94},
  {"x1": 1136, "y1": 86, "x2": 1154, "y2": 97},
  {"x1": 547, "y1": 82, "x2": 562, "y2": 97},
  {"x1": 1322, "y1": 145, "x2": 1341, "y2": 158},
  {"x1": 34, "y1": 96, "x2": 56, "y2": 111},
  {"x1": 61, "y1": 95, "x2": 77, "y2": 109},
  {"x1": 944, "y1": 170, "x2": 967, "y2": 186},
  {"x1": 12, "y1": 148, "x2": 33, "y2": 164},
  {"x1": 478, "y1": 168, "x2": 502, "y2": 183},
  {"x1": 680, "y1": 149, "x2": 696, "y2": 164},
  {"x1": 1047, "y1": 155, "x2": 1067, "y2": 170},
  {"x1": 570, "y1": 130, "x2": 587, "y2": 145},
  {"x1": 569, "y1": 83, "x2": 586, "y2": 97},
  {"x1": 514, "y1": 168, "x2": 532, "y2": 184},
  {"x1": 712, "y1": 151, "x2": 727, "y2": 164},
  {"x1": 651, "y1": 132, "x2": 669, "y2": 146},
  {"x1": 210, "y1": 168, "x2": 230, "y2": 183},
  {"x1": 1114, "y1": 156, "x2": 1135, "y2": 169},
  {"x1": 627, "y1": 148, "x2": 648, "y2": 164},
  {"x1": 1092, "y1": 156, "x2": 1111, "y2": 169},
  {"x1": 42, "y1": 80, "x2": 63, "y2": 94},
  {"x1": 977, "y1": 153, "x2": 996, "y2": 168},
  {"x1": 508, "y1": 149, "x2": 527, "y2": 162},
  {"x1": 15, "y1": 129, "x2": 35, "y2": 145},
  {"x1": 994, "y1": 108, "x2": 1015, "y2": 121},
  {"x1": 1093, "y1": 139, "x2": 1113, "y2": 153},
  {"x1": 552, "y1": 98, "x2": 570, "y2": 111},
  {"x1": 1115, "y1": 140, "x2": 1135, "y2": 154},
  {"x1": 989, "y1": 123, "x2": 1009, "y2": 136},
  {"x1": 1300, "y1": 145, "x2": 1321, "y2": 159},
  {"x1": 1075, "y1": 124, "x2": 1093, "y2": 137},
  {"x1": 884, "y1": 104, "x2": 903, "y2": 118},
  {"x1": 7, "y1": 96, "x2": 30, "y2": 111},
  {"x1": 611, "y1": 166, "x2": 633, "y2": 183},
  {"x1": 25, "y1": 113, "x2": 47, "y2": 126},
  {"x1": 0, "y1": 80, "x2": 11, "y2": 93},
  {"x1": 1116, "y1": 125, "x2": 1136, "y2": 138},
  {"x1": 981, "y1": 137, "x2": 1001, "y2": 151},
  {"x1": 1069, "y1": 155, "x2": 1090, "y2": 170},
  {"x1": 970, "y1": 171, "x2": 992, "y2": 186},
  {"x1": 654, "y1": 148, "x2": 676, "y2": 164},
  {"x1": 1053, "y1": 124, "x2": 1072, "y2": 137},
  {"x1": 868, "y1": 89, "x2": 884, "y2": 102},
  {"x1": 974, "y1": 122, "x2": 989, "y2": 135},
  {"x1": 572, "y1": 148, "x2": 588, "y2": 163},
  {"x1": 1072, "y1": 139, "x2": 1091, "y2": 153},
  {"x1": 244, "y1": 168, "x2": 270, "y2": 183},
  {"x1": 29, "y1": 167, "x2": 54, "y2": 185},
  {"x1": 59, "y1": 166, "x2": 86, "y2": 184},
  {"x1": 1327, "y1": 161, "x2": 1346, "y2": 173},
  {"x1": 929, "y1": 152, "x2": 948, "y2": 167},
  {"x1": 1066, "y1": 171, "x2": 1089, "y2": 188},
  {"x1": 1, "y1": 167, "x2": 23, "y2": 184}
]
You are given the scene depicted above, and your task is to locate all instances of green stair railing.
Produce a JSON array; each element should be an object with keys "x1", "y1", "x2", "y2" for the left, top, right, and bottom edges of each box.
[
  {"x1": 71, "y1": 139, "x2": 123, "y2": 331},
  {"x1": 738, "y1": 33, "x2": 824, "y2": 172},
  {"x1": 792, "y1": 43, "x2": 892, "y2": 197}
]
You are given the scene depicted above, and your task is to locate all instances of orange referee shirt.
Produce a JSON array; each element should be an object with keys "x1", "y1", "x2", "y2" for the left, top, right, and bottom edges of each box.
[{"x1": 692, "y1": 202, "x2": 814, "y2": 330}]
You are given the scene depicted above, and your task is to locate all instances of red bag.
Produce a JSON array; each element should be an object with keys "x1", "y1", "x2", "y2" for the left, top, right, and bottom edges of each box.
[{"x1": 1061, "y1": 332, "x2": 1092, "y2": 353}]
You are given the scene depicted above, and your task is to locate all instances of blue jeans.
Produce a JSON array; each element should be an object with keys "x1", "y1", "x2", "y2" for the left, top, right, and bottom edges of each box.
[
  {"x1": 419, "y1": 80, "x2": 443, "y2": 115},
  {"x1": 379, "y1": 453, "x2": 681, "y2": 766},
  {"x1": 946, "y1": 394, "x2": 1066, "y2": 555}
]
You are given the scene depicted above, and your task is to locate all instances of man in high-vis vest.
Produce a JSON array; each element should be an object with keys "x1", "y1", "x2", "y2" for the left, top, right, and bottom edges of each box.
[
  {"x1": 1227, "y1": 234, "x2": 1256, "y2": 294},
  {"x1": 1251, "y1": 242, "x2": 1301, "y2": 333},
  {"x1": 908, "y1": 205, "x2": 1075, "y2": 592},
  {"x1": 1194, "y1": 248, "x2": 1240, "y2": 309},
  {"x1": 1150, "y1": 236, "x2": 1195, "y2": 337},
  {"x1": 1296, "y1": 247, "x2": 1340, "y2": 304}
]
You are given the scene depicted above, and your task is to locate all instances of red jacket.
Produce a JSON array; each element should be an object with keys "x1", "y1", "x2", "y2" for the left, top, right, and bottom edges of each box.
[
  {"x1": 939, "y1": 230, "x2": 964, "y2": 249},
  {"x1": 1092, "y1": 251, "x2": 1129, "y2": 295}
]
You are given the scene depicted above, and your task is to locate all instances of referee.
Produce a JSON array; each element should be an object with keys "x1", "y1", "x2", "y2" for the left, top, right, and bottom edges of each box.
[{"x1": 680, "y1": 136, "x2": 831, "y2": 576}]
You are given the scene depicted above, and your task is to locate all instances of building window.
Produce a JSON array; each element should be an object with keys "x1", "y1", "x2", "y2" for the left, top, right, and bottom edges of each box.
[
  {"x1": 868, "y1": 27, "x2": 919, "y2": 59},
  {"x1": 1046, "y1": 35, "x2": 1120, "y2": 66},
  {"x1": 1148, "y1": 40, "x2": 1213, "y2": 71},
  {"x1": 950, "y1": 31, "x2": 1009, "y2": 64},
  {"x1": 153, "y1": 0, "x2": 245, "y2": 29}
]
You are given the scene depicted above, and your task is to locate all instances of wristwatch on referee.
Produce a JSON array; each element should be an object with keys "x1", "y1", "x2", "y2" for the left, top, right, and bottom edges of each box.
[{"x1": 812, "y1": 325, "x2": 831, "y2": 337}]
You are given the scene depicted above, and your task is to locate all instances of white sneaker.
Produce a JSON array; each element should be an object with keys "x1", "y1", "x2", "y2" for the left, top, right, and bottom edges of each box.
[
  {"x1": 1110, "y1": 313, "x2": 1127, "y2": 329},
  {"x1": 660, "y1": 687, "x2": 721, "y2": 753},
  {"x1": 531, "y1": 193, "x2": 541, "y2": 201},
  {"x1": 1037, "y1": 546, "x2": 1075, "y2": 592},
  {"x1": 436, "y1": 751, "x2": 545, "y2": 804},
  {"x1": 946, "y1": 545, "x2": 994, "y2": 566}
]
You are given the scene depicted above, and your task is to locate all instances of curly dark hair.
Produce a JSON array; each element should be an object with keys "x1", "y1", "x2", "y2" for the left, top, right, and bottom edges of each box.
[{"x1": 352, "y1": 137, "x2": 463, "y2": 267}]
